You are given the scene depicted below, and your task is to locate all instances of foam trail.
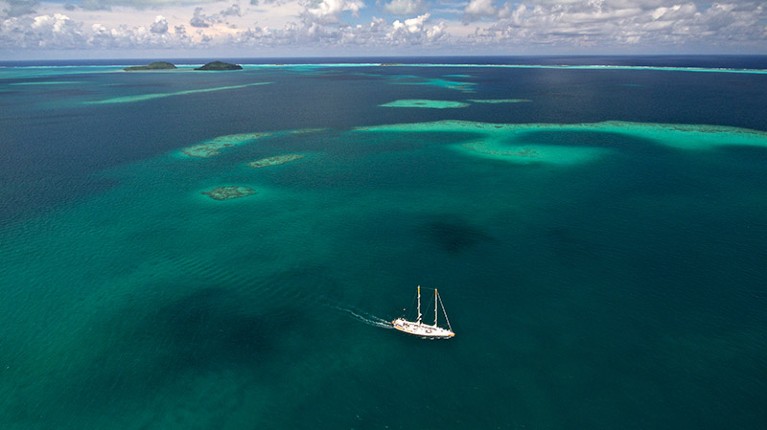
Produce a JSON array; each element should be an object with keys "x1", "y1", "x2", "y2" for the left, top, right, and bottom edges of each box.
[{"x1": 334, "y1": 306, "x2": 394, "y2": 330}]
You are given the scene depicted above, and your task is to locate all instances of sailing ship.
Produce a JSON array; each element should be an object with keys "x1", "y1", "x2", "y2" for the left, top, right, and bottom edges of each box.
[{"x1": 392, "y1": 286, "x2": 455, "y2": 339}]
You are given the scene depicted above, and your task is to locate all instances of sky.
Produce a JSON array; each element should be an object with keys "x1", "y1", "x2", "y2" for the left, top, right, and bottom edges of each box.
[{"x1": 1, "y1": 0, "x2": 766, "y2": 59}]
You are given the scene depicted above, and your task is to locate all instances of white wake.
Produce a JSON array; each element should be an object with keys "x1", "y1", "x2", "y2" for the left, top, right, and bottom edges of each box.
[{"x1": 334, "y1": 306, "x2": 394, "y2": 330}]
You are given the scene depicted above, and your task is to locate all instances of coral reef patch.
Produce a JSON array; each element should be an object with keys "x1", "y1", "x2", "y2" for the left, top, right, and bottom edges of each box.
[
  {"x1": 202, "y1": 186, "x2": 256, "y2": 200},
  {"x1": 248, "y1": 154, "x2": 304, "y2": 168},
  {"x1": 380, "y1": 99, "x2": 469, "y2": 109},
  {"x1": 183, "y1": 133, "x2": 270, "y2": 158}
]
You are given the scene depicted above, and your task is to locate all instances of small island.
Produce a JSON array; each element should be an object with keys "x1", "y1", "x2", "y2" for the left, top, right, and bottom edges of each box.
[
  {"x1": 124, "y1": 62, "x2": 177, "y2": 71},
  {"x1": 195, "y1": 61, "x2": 243, "y2": 71},
  {"x1": 202, "y1": 186, "x2": 256, "y2": 201},
  {"x1": 248, "y1": 154, "x2": 304, "y2": 168}
]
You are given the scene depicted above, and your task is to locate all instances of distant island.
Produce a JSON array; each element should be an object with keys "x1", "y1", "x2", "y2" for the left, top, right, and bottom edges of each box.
[
  {"x1": 123, "y1": 61, "x2": 243, "y2": 72},
  {"x1": 124, "y1": 61, "x2": 177, "y2": 71},
  {"x1": 195, "y1": 61, "x2": 243, "y2": 71}
]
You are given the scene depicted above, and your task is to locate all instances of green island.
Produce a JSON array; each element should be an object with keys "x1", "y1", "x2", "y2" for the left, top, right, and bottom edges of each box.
[
  {"x1": 182, "y1": 132, "x2": 270, "y2": 158},
  {"x1": 201, "y1": 186, "x2": 256, "y2": 200},
  {"x1": 248, "y1": 154, "x2": 304, "y2": 168},
  {"x1": 195, "y1": 61, "x2": 243, "y2": 71},
  {"x1": 124, "y1": 62, "x2": 177, "y2": 71}
]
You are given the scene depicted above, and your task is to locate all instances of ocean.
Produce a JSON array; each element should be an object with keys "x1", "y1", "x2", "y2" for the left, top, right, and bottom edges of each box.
[{"x1": 1, "y1": 57, "x2": 766, "y2": 429}]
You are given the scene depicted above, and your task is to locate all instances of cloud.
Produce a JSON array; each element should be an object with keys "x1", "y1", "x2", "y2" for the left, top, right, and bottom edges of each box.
[
  {"x1": 2, "y1": 0, "x2": 38, "y2": 18},
  {"x1": 78, "y1": 0, "x2": 217, "y2": 10},
  {"x1": 150, "y1": 14, "x2": 168, "y2": 33},
  {"x1": 1, "y1": 0, "x2": 766, "y2": 55},
  {"x1": 189, "y1": 6, "x2": 212, "y2": 27},
  {"x1": 384, "y1": 0, "x2": 425, "y2": 15},
  {"x1": 221, "y1": 3, "x2": 241, "y2": 16},
  {"x1": 302, "y1": 0, "x2": 364, "y2": 24},
  {"x1": 184, "y1": 3, "x2": 246, "y2": 29},
  {"x1": 464, "y1": 0, "x2": 496, "y2": 20},
  {"x1": 469, "y1": 1, "x2": 767, "y2": 49},
  {"x1": 388, "y1": 13, "x2": 445, "y2": 44},
  {"x1": 228, "y1": 9, "x2": 446, "y2": 50},
  {"x1": 0, "y1": 12, "x2": 85, "y2": 48}
]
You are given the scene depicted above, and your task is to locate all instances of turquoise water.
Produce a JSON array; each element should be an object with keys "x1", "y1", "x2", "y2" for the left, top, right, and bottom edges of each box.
[{"x1": 1, "y1": 60, "x2": 766, "y2": 429}]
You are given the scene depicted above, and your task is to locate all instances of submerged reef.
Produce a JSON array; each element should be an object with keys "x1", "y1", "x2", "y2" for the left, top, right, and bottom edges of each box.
[
  {"x1": 390, "y1": 75, "x2": 476, "y2": 92},
  {"x1": 86, "y1": 83, "x2": 271, "y2": 105},
  {"x1": 419, "y1": 216, "x2": 495, "y2": 254},
  {"x1": 195, "y1": 61, "x2": 243, "y2": 71},
  {"x1": 356, "y1": 120, "x2": 767, "y2": 166},
  {"x1": 124, "y1": 62, "x2": 177, "y2": 71},
  {"x1": 248, "y1": 154, "x2": 304, "y2": 168},
  {"x1": 289, "y1": 128, "x2": 326, "y2": 135},
  {"x1": 469, "y1": 99, "x2": 532, "y2": 104},
  {"x1": 380, "y1": 99, "x2": 469, "y2": 109},
  {"x1": 182, "y1": 132, "x2": 270, "y2": 158},
  {"x1": 202, "y1": 186, "x2": 256, "y2": 200}
]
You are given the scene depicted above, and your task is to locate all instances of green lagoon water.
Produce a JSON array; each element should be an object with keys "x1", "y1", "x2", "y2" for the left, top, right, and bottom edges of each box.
[{"x1": 1, "y1": 59, "x2": 766, "y2": 429}]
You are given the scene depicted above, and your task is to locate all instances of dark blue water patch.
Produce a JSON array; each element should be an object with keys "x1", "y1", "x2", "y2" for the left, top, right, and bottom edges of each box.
[
  {"x1": 460, "y1": 68, "x2": 767, "y2": 130},
  {"x1": 715, "y1": 143, "x2": 767, "y2": 162},
  {"x1": 9, "y1": 286, "x2": 310, "y2": 427},
  {"x1": 416, "y1": 215, "x2": 496, "y2": 254},
  {"x1": 310, "y1": 70, "x2": 386, "y2": 82},
  {"x1": 531, "y1": 150, "x2": 767, "y2": 325},
  {"x1": 105, "y1": 81, "x2": 176, "y2": 90},
  {"x1": 126, "y1": 287, "x2": 288, "y2": 366}
]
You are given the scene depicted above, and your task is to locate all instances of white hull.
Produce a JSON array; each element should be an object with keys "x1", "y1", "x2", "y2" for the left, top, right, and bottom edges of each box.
[{"x1": 392, "y1": 317, "x2": 455, "y2": 339}]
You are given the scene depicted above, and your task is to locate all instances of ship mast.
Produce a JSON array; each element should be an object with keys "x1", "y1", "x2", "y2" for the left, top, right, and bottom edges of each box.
[
  {"x1": 416, "y1": 285, "x2": 422, "y2": 324},
  {"x1": 434, "y1": 289, "x2": 439, "y2": 327}
]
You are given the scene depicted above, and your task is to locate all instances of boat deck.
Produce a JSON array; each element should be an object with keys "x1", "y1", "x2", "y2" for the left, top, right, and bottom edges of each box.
[{"x1": 391, "y1": 318, "x2": 455, "y2": 339}]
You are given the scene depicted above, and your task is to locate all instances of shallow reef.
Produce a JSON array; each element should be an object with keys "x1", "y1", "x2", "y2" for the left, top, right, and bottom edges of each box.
[
  {"x1": 182, "y1": 133, "x2": 270, "y2": 158},
  {"x1": 356, "y1": 120, "x2": 767, "y2": 166},
  {"x1": 201, "y1": 186, "x2": 256, "y2": 200},
  {"x1": 380, "y1": 99, "x2": 469, "y2": 109},
  {"x1": 468, "y1": 99, "x2": 531, "y2": 104},
  {"x1": 248, "y1": 154, "x2": 304, "y2": 168}
]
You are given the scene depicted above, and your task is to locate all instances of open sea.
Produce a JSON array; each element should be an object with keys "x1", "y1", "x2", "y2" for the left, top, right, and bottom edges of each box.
[{"x1": 1, "y1": 56, "x2": 766, "y2": 429}]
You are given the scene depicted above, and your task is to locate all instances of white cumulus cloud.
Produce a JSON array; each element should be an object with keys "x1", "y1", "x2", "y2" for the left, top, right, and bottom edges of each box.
[
  {"x1": 190, "y1": 6, "x2": 212, "y2": 28},
  {"x1": 1, "y1": 0, "x2": 766, "y2": 56},
  {"x1": 468, "y1": 1, "x2": 766, "y2": 50},
  {"x1": 302, "y1": 0, "x2": 364, "y2": 24},
  {"x1": 384, "y1": 0, "x2": 425, "y2": 15},
  {"x1": 464, "y1": 0, "x2": 496, "y2": 19},
  {"x1": 388, "y1": 13, "x2": 445, "y2": 44},
  {"x1": 150, "y1": 14, "x2": 168, "y2": 33}
]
